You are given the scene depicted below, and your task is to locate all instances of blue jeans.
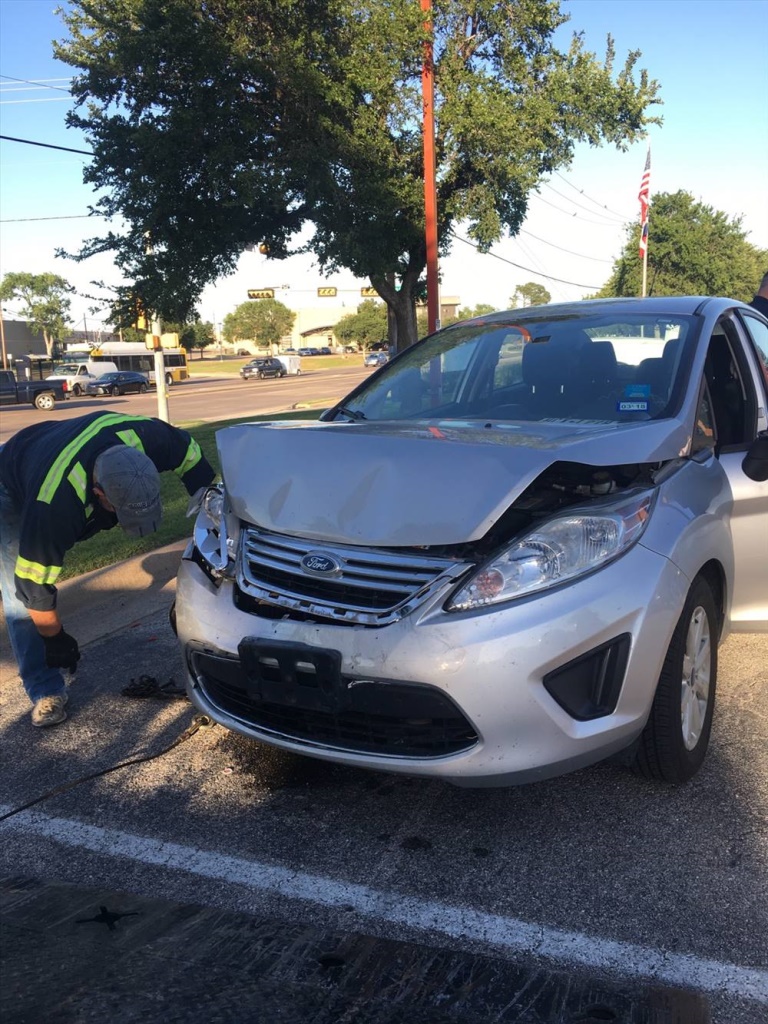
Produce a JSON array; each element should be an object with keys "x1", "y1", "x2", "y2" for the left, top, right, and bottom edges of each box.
[{"x1": 0, "y1": 479, "x2": 66, "y2": 703}]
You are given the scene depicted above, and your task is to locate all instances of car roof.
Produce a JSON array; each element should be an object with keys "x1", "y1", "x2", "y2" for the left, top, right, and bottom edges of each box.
[{"x1": 456, "y1": 296, "x2": 751, "y2": 329}]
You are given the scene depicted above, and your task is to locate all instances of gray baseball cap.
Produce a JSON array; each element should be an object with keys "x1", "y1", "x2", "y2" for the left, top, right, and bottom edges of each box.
[{"x1": 93, "y1": 445, "x2": 162, "y2": 537}]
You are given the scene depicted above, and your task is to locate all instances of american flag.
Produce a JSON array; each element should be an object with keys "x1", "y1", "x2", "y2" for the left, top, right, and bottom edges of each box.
[{"x1": 638, "y1": 148, "x2": 651, "y2": 259}]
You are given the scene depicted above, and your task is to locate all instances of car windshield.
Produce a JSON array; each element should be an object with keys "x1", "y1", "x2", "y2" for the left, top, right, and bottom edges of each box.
[
  {"x1": 51, "y1": 363, "x2": 82, "y2": 374},
  {"x1": 97, "y1": 374, "x2": 119, "y2": 381},
  {"x1": 330, "y1": 312, "x2": 696, "y2": 425}
]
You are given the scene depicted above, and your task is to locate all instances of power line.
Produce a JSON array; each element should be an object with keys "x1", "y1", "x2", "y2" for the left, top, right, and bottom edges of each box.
[
  {"x1": 0, "y1": 214, "x2": 99, "y2": 223},
  {"x1": 519, "y1": 228, "x2": 614, "y2": 263},
  {"x1": 0, "y1": 134, "x2": 92, "y2": 156},
  {"x1": 450, "y1": 231, "x2": 600, "y2": 290},
  {"x1": 553, "y1": 170, "x2": 628, "y2": 220},
  {"x1": 0, "y1": 97, "x2": 72, "y2": 105},
  {"x1": 0, "y1": 74, "x2": 72, "y2": 93},
  {"x1": 530, "y1": 192, "x2": 626, "y2": 228},
  {"x1": 542, "y1": 181, "x2": 626, "y2": 223}
]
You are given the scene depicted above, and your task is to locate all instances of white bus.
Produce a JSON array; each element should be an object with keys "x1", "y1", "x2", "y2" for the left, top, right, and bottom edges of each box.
[{"x1": 64, "y1": 342, "x2": 189, "y2": 386}]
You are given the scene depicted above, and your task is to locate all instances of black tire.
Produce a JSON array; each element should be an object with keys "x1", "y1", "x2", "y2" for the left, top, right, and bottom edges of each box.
[
  {"x1": 633, "y1": 576, "x2": 718, "y2": 783},
  {"x1": 34, "y1": 391, "x2": 55, "y2": 411},
  {"x1": 258, "y1": 370, "x2": 265, "y2": 379},
  {"x1": 110, "y1": 385, "x2": 120, "y2": 396},
  {"x1": 165, "y1": 372, "x2": 173, "y2": 386},
  {"x1": 139, "y1": 382, "x2": 148, "y2": 393},
  {"x1": 72, "y1": 383, "x2": 82, "y2": 397}
]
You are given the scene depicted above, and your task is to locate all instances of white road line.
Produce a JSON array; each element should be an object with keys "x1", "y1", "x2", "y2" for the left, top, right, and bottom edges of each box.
[{"x1": 3, "y1": 805, "x2": 767, "y2": 1003}]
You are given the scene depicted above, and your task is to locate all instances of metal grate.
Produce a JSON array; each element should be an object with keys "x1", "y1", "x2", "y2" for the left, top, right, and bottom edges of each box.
[
  {"x1": 237, "y1": 527, "x2": 471, "y2": 625},
  {"x1": 193, "y1": 652, "x2": 478, "y2": 758}
]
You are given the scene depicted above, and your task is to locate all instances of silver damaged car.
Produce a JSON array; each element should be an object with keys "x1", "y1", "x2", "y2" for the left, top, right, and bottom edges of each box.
[{"x1": 176, "y1": 297, "x2": 768, "y2": 785}]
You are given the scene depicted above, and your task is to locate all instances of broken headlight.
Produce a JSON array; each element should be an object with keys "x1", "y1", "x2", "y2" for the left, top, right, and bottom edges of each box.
[
  {"x1": 192, "y1": 484, "x2": 239, "y2": 576},
  {"x1": 447, "y1": 491, "x2": 655, "y2": 612}
]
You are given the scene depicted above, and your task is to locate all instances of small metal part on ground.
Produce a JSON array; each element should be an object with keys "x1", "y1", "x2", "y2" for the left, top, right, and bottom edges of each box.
[{"x1": 121, "y1": 675, "x2": 188, "y2": 700}]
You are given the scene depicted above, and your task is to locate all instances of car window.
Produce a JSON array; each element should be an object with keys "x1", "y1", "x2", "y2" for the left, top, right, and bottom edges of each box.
[
  {"x1": 740, "y1": 313, "x2": 768, "y2": 396},
  {"x1": 334, "y1": 314, "x2": 695, "y2": 424},
  {"x1": 703, "y1": 319, "x2": 754, "y2": 449}
]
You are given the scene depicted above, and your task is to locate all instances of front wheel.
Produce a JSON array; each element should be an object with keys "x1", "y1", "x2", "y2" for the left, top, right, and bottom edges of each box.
[
  {"x1": 633, "y1": 576, "x2": 718, "y2": 783},
  {"x1": 34, "y1": 391, "x2": 55, "y2": 411},
  {"x1": 258, "y1": 370, "x2": 265, "y2": 379},
  {"x1": 139, "y1": 382, "x2": 148, "y2": 394},
  {"x1": 110, "y1": 385, "x2": 120, "y2": 397},
  {"x1": 165, "y1": 372, "x2": 173, "y2": 386}
]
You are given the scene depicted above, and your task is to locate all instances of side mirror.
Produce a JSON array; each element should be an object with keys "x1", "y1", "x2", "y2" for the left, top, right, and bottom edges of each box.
[{"x1": 742, "y1": 433, "x2": 768, "y2": 481}]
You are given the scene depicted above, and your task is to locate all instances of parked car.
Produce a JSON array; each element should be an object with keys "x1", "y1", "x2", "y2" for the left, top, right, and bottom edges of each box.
[
  {"x1": 300, "y1": 347, "x2": 320, "y2": 356},
  {"x1": 343, "y1": 345, "x2": 357, "y2": 354},
  {"x1": 85, "y1": 371, "x2": 149, "y2": 396},
  {"x1": 318, "y1": 346, "x2": 332, "y2": 355},
  {"x1": 364, "y1": 351, "x2": 388, "y2": 367},
  {"x1": 175, "y1": 297, "x2": 768, "y2": 787},
  {"x1": 240, "y1": 358, "x2": 287, "y2": 380}
]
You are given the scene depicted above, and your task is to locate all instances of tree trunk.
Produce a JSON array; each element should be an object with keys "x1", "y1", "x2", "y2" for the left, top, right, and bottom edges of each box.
[
  {"x1": 371, "y1": 274, "x2": 420, "y2": 352},
  {"x1": 43, "y1": 330, "x2": 54, "y2": 357}
]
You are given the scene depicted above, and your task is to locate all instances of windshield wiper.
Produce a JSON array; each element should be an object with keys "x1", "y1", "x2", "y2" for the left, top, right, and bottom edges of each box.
[{"x1": 336, "y1": 406, "x2": 367, "y2": 421}]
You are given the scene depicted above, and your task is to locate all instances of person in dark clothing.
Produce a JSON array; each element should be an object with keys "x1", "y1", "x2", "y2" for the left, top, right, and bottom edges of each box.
[
  {"x1": 750, "y1": 271, "x2": 768, "y2": 318},
  {"x1": 0, "y1": 412, "x2": 216, "y2": 727}
]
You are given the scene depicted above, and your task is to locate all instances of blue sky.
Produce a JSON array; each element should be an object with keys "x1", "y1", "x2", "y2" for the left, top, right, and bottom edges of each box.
[{"x1": 1, "y1": 0, "x2": 767, "y2": 330}]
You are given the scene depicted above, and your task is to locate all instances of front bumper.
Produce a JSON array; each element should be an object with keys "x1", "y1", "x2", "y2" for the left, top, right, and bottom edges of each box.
[{"x1": 175, "y1": 542, "x2": 689, "y2": 786}]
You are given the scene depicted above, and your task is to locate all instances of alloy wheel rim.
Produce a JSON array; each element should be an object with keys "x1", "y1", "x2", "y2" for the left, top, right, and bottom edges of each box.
[{"x1": 680, "y1": 605, "x2": 711, "y2": 751}]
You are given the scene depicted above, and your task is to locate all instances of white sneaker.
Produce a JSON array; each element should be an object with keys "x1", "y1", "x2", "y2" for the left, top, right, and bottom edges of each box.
[{"x1": 31, "y1": 693, "x2": 69, "y2": 727}]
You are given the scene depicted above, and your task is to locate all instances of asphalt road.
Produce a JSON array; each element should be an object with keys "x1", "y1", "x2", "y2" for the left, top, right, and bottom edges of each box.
[
  {"x1": 0, "y1": 364, "x2": 372, "y2": 443},
  {"x1": 0, "y1": 550, "x2": 766, "y2": 1023}
]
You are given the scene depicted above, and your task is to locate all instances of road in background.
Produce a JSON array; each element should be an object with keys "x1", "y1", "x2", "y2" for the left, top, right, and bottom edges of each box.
[{"x1": 0, "y1": 366, "x2": 372, "y2": 443}]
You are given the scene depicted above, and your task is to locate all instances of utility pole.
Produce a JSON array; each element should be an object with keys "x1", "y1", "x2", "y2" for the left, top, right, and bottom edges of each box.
[
  {"x1": 421, "y1": 0, "x2": 440, "y2": 335},
  {"x1": 150, "y1": 312, "x2": 170, "y2": 423},
  {"x1": 0, "y1": 305, "x2": 7, "y2": 370},
  {"x1": 144, "y1": 231, "x2": 170, "y2": 422}
]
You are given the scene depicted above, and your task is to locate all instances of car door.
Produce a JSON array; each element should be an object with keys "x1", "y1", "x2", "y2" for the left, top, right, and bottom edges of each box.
[{"x1": 704, "y1": 314, "x2": 768, "y2": 631}]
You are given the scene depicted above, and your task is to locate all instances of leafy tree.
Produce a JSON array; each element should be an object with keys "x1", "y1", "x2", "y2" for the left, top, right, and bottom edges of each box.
[
  {"x1": 334, "y1": 300, "x2": 388, "y2": 351},
  {"x1": 511, "y1": 283, "x2": 551, "y2": 307},
  {"x1": 56, "y1": 0, "x2": 661, "y2": 349},
  {"x1": 443, "y1": 302, "x2": 498, "y2": 326},
  {"x1": 598, "y1": 191, "x2": 768, "y2": 301},
  {"x1": 222, "y1": 299, "x2": 295, "y2": 349},
  {"x1": 166, "y1": 319, "x2": 216, "y2": 358},
  {"x1": 0, "y1": 272, "x2": 74, "y2": 357}
]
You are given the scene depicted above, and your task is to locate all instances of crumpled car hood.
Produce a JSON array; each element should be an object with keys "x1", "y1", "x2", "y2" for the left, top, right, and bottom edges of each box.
[{"x1": 217, "y1": 418, "x2": 690, "y2": 546}]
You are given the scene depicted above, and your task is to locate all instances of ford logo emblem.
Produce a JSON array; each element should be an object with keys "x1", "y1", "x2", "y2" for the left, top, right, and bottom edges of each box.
[{"x1": 300, "y1": 552, "x2": 342, "y2": 576}]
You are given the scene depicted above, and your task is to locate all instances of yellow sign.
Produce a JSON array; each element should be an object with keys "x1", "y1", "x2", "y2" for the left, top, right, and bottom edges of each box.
[
  {"x1": 360, "y1": 287, "x2": 378, "y2": 297},
  {"x1": 317, "y1": 287, "x2": 337, "y2": 297},
  {"x1": 247, "y1": 289, "x2": 275, "y2": 299}
]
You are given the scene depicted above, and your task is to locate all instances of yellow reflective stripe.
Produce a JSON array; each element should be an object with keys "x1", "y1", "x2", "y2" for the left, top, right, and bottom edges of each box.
[
  {"x1": 16, "y1": 556, "x2": 62, "y2": 586},
  {"x1": 67, "y1": 462, "x2": 88, "y2": 504},
  {"x1": 115, "y1": 429, "x2": 145, "y2": 452},
  {"x1": 37, "y1": 415, "x2": 150, "y2": 504},
  {"x1": 175, "y1": 438, "x2": 202, "y2": 477}
]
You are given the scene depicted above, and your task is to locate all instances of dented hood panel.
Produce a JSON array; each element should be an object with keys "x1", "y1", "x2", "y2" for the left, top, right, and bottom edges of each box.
[{"x1": 216, "y1": 418, "x2": 690, "y2": 546}]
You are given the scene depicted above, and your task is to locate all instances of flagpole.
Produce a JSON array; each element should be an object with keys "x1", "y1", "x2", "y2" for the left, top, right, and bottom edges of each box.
[
  {"x1": 641, "y1": 238, "x2": 648, "y2": 298},
  {"x1": 638, "y1": 146, "x2": 651, "y2": 298}
]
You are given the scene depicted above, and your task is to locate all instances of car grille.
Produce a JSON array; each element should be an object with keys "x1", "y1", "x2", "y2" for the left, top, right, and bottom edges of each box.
[
  {"x1": 192, "y1": 651, "x2": 478, "y2": 758},
  {"x1": 237, "y1": 527, "x2": 472, "y2": 626}
]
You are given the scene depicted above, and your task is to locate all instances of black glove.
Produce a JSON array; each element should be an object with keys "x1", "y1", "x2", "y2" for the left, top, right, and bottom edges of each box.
[{"x1": 42, "y1": 629, "x2": 81, "y2": 671}]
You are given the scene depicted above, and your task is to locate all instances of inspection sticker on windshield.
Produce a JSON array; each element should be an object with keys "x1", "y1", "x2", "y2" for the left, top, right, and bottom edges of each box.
[{"x1": 618, "y1": 383, "x2": 650, "y2": 413}]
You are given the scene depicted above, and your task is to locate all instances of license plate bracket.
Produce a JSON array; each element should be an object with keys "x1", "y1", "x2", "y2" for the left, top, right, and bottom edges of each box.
[{"x1": 238, "y1": 639, "x2": 345, "y2": 711}]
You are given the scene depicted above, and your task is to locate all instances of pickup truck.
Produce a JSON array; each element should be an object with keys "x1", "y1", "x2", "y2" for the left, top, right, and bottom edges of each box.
[{"x1": 0, "y1": 369, "x2": 67, "y2": 411}]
